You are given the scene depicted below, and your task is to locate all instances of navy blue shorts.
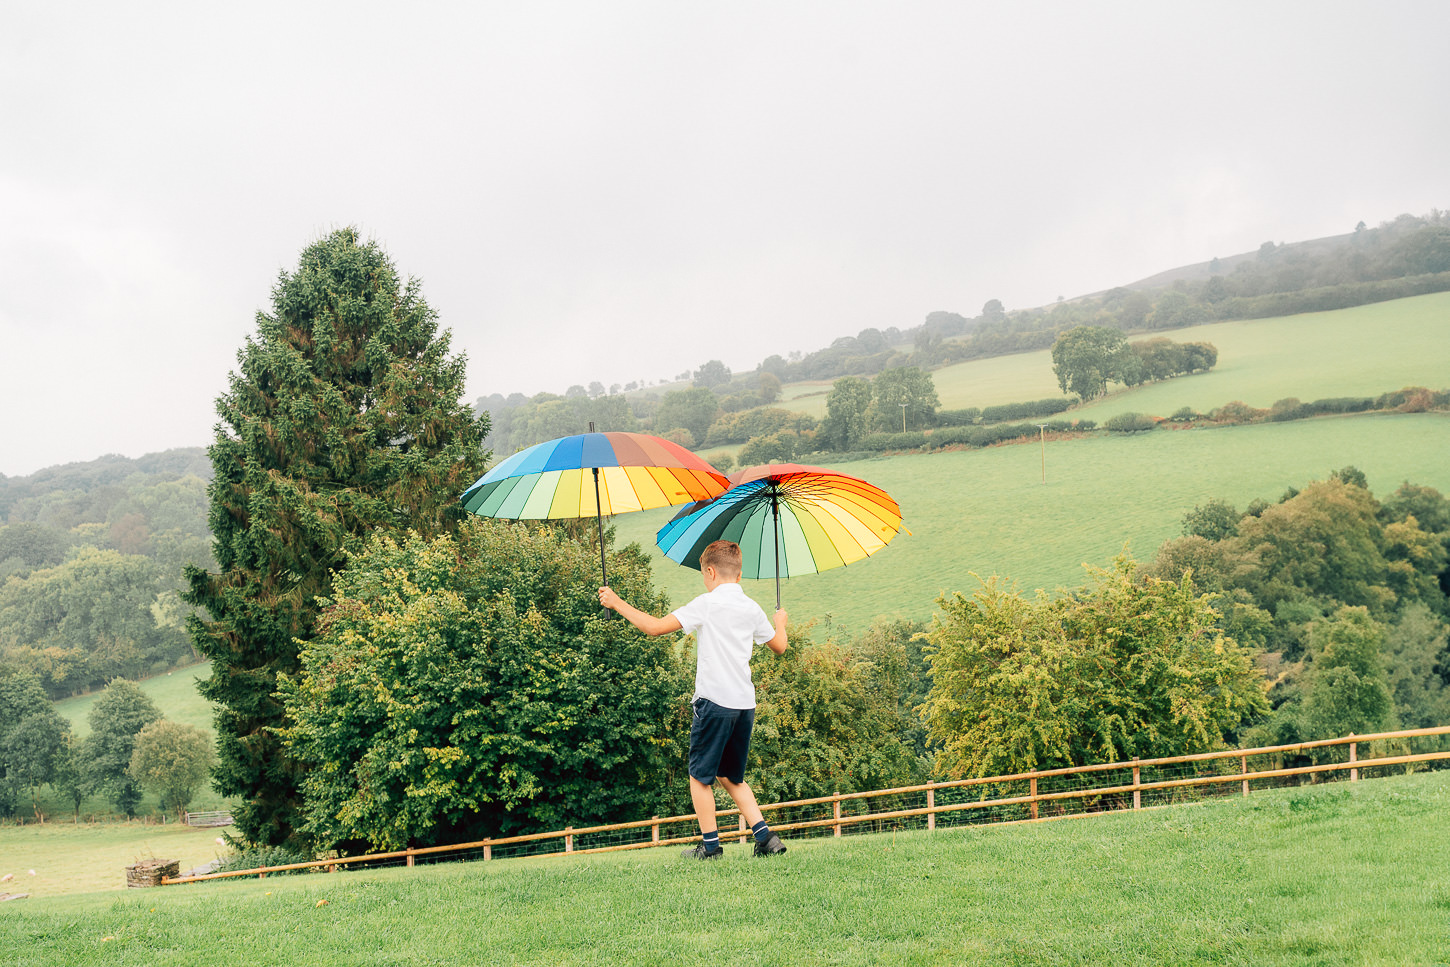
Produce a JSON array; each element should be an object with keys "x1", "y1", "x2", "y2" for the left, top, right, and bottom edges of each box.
[{"x1": 688, "y1": 698, "x2": 754, "y2": 785}]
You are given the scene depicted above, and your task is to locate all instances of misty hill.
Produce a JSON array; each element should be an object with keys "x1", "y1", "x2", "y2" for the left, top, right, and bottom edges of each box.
[{"x1": 476, "y1": 209, "x2": 1449, "y2": 424}]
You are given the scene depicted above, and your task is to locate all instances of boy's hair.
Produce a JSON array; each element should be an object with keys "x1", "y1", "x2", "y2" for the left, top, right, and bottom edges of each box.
[{"x1": 700, "y1": 540, "x2": 743, "y2": 578}]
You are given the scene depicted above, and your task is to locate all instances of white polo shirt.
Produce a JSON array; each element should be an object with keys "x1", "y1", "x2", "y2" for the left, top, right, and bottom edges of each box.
[{"x1": 670, "y1": 583, "x2": 776, "y2": 710}]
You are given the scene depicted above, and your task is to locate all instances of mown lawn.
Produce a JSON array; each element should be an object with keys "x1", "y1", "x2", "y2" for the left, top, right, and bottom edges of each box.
[
  {"x1": 5, "y1": 771, "x2": 1448, "y2": 966},
  {"x1": 615, "y1": 412, "x2": 1450, "y2": 632}
]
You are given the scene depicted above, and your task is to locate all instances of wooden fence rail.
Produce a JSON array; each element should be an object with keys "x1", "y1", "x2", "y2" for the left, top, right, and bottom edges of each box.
[{"x1": 163, "y1": 725, "x2": 1450, "y2": 886}]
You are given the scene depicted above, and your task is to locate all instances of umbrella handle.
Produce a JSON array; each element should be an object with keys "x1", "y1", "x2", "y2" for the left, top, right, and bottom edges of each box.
[{"x1": 594, "y1": 466, "x2": 614, "y2": 620}]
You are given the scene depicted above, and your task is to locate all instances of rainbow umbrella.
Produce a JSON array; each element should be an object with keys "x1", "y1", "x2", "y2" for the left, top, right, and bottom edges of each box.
[
  {"x1": 460, "y1": 430, "x2": 729, "y2": 587},
  {"x1": 655, "y1": 463, "x2": 905, "y2": 609}
]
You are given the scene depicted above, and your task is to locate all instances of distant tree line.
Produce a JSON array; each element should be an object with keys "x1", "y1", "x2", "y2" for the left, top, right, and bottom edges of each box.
[
  {"x1": 473, "y1": 211, "x2": 1445, "y2": 462},
  {"x1": 0, "y1": 451, "x2": 214, "y2": 697}
]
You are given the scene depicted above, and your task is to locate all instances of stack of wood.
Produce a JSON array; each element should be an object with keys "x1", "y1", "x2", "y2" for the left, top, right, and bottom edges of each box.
[{"x1": 125, "y1": 859, "x2": 180, "y2": 888}]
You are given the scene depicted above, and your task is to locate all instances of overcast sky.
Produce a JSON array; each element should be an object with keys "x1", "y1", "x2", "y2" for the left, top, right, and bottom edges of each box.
[{"x1": 2, "y1": 1, "x2": 1445, "y2": 477}]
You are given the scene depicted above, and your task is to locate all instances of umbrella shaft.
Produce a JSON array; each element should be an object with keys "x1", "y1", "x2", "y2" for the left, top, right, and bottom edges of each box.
[{"x1": 771, "y1": 490, "x2": 781, "y2": 611}]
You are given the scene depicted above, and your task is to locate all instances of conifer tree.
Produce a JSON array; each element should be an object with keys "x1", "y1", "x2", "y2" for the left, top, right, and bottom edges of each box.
[{"x1": 184, "y1": 228, "x2": 488, "y2": 847}]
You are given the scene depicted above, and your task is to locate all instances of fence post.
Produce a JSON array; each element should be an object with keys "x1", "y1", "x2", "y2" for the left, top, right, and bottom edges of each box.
[
  {"x1": 739, "y1": 813, "x2": 747, "y2": 839},
  {"x1": 927, "y1": 787, "x2": 935, "y2": 831},
  {"x1": 1030, "y1": 776, "x2": 1039, "y2": 820},
  {"x1": 483, "y1": 842, "x2": 492, "y2": 862},
  {"x1": 1241, "y1": 755, "x2": 1249, "y2": 798},
  {"x1": 406, "y1": 848, "x2": 415, "y2": 868},
  {"x1": 833, "y1": 796, "x2": 842, "y2": 837},
  {"x1": 1350, "y1": 736, "x2": 1358, "y2": 782},
  {"x1": 651, "y1": 817, "x2": 659, "y2": 845},
  {"x1": 565, "y1": 826, "x2": 574, "y2": 853},
  {"x1": 1132, "y1": 757, "x2": 1141, "y2": 810}
]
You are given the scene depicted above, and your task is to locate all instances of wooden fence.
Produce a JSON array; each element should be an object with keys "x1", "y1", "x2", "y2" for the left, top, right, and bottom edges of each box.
[
  {"x1": 162, "y1": 725, "x2": 1450, "y2": 886},
  {"x1": 183, "y1": 810, "x2": 234, "y2": 828}
]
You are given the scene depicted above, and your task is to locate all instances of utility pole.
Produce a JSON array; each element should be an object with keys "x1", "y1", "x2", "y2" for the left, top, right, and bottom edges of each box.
[
  {"x1": 900, "y1": 402, "x2": 907, "y2": 433},
  {"x1": 1035, "y1": 424, "x2": 1048, "y2": 483}
]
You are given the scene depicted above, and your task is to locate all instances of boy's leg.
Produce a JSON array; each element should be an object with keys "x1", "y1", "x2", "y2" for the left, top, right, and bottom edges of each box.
[
  {"x1": 685, "y1": 699, "x2": 731, "y2": 856},
  {"x1": 690, "y1": 776, "x2": 719, "y2": 835},
  {"x1": 718, "y1": 709, "x2": 786, "y2": 856},
  {"x1": 717, "y1": 776, "x2": 764, "y2": 829}
]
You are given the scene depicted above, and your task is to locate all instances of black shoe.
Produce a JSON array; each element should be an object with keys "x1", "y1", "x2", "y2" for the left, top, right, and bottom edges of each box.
[
  {"x1": 753, "y1": 833, "x2": 786, "y2": 857},
  {"x1": 682, "y1": 843, "x2": 724, "y2": 861}
]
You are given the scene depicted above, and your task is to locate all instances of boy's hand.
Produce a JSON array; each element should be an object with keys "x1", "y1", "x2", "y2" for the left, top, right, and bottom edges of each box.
[
  {"x1": 599, "y1": 586, "x2": 622, "y2": 611},
  {"x1": 774, "y1": 607, "x2": 788, "y2": 629}
]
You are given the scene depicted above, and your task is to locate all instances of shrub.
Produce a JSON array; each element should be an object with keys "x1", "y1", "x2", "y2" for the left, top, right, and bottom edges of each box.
[
  {"x1": 1170, "y1": 406, "x2": 1200, "y2": 422},
  {"x1": 980, "y1": 398, "x2": 1074, "y2": 423},
  {"x1": 739, "y1": 430, "x2": 808, "y2": 466},
  {"x1": 1209, "y1": 401, "x2": 1268, "y2": 425},
  {"x1": 216, "y1": 845, "x2": 318, "y2": 876},
  {"x1": 859, "y1": 431, "x2": 929, "y2": 452},
  {"x1": 1301, "y1": 397, "x2": 1374, "y2": 416},
  {"x1": 1105, "y1": 412, "x2": 1158, "y2": 433},
  {"x1": 659, "y1": 427, "x2": 696, "y2": 449},
  {"x1": 934, "y1": 407, "x2": 981, "y2": 427},
  {"x1": 1268, "y1": 398, "x2": 1305, "y2": 422}
]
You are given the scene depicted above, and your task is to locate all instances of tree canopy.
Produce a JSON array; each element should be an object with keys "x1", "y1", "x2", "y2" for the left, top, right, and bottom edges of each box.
[
  {"x1": 183, "y1": 227, "x2": 489, "y2": 848},
  {"x1": 282, "y1": 521, "x2": 689, "y2": 853},
  {"x1": 921, "y1": 557, "x2": 1268, "y2": 778}
]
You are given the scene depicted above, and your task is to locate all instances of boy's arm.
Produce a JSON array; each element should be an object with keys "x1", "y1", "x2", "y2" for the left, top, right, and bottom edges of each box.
[
  {"x1": 599, "y1": 586, "x2": 683, "y2": 637},
  {"x1": 764, "y1": 608, "x2": 788, "y2": 655}
]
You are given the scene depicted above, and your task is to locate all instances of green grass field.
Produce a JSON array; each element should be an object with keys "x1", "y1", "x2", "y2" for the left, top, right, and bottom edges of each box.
[
  {"x1": 5, "y1": 771, "x2": 1447, "y2": 966},
  {"x1": 771, "y1": 291, "x2": 1450, "y2": 420},
  {"x1": 54, "y1": 662, "x2": 215, "y2": 740},
  {"x1": 616, "y1": 411, "x2": 1450, "y2": 632},
  {"x1": 17, "y1": 663, "x2": 235, "y2": 823},
  {"x1": 1070, "y1": 291, "x2": 1450, "y2": 424},
  {"x1": 0, "y1": 821, "x2": 229, "y2": 897}
]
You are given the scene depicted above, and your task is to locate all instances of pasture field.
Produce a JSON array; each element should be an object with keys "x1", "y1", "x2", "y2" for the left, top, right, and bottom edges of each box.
[
  {"x1": 54, "y1": 662, "x2": 215, "y2": 739},
  {"x1": 1070, "y1": 291, "x2": 1450, "y2": 424},
  {"x1": 614, "y1": 412, "x2": 1450, "y2": 632},
  {"x1": 0, "y1": 821, "x2": 227, "y2": 897},
  {"x1": 5, "y1": 771, "x2": 1447, "y2": 966},
  {"x1": 771, "y1": 291, "x2": 1450, "y2": 420},
  {"x1": 17, "y1": 663, "x2": 234, "y2": 823}
]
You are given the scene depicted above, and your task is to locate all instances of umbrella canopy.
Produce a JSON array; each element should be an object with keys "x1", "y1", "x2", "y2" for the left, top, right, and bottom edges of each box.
[
  {"x1": 460, "y1": 430, "x2": 730, "y2": 594},
  {"x1": 461, "y1": 431, "x2": 728, "y2": 520},
  {"x1": 655, "y1": 463, "x2": 905, "y2": 607}
]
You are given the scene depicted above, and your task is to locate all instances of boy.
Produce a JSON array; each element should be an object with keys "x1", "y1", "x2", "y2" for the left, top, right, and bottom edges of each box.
[{"x1": 599, "y1": 539, "x2": 789, "y2": 860}]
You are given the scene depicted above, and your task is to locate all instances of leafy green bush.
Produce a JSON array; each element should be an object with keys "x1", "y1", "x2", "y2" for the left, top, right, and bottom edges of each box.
[
  {"x1": 921, "y1": 557, "x2": 1268, "y2": 777},
  {"x1": 216, "y1": 844, "x2": 318, "y2": 875},
  {"x1": 933, "y1": 407, "x2": 981, "y2": 427},
  {"x1": 1268, "y1": 398, "x2": 1305, "y2": 422},
  {"x1": 979, "y1": 397, "x2": 1074, "y2": 423},
  {"x1": 1104, "y1": 412, "x2": 1158, "y2": 433},
  {"x1": 859, "y1": 431, "x2": 929, "y2": 451},
  {"x1": 283, "y1": 522, "x2": 691, "y2": 852}
]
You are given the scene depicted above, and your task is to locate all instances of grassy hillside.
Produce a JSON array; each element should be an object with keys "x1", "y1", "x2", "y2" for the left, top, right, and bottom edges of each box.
[
  {"x1": 54, "y1": 662, "x2": 215, "y2": 739},
  {"x1": 1070, "y1": 291, "x2": 1450, "y2": 423},
  {"x1": 5, "y1": 771, "x2": 1447, "y2": 965},
  {"x1": 772, "y1": 290, "x2": 1450, "y2": 420},
  {"x1": 616, "y1": 412, "x2": 1450, "y2": 631},
  {"x1": 22, "y1": 663, "x2": 233, "y2": 822}
]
